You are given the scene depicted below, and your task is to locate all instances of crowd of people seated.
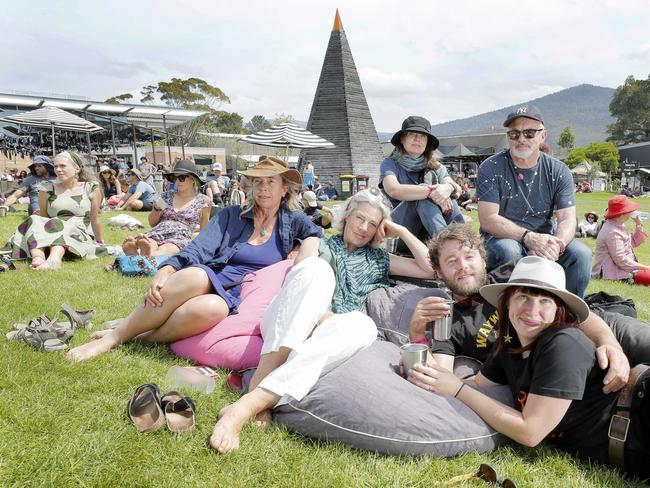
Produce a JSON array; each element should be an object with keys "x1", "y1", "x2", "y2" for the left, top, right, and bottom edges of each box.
[{"x1": 2, "y1": 106, "x2": 650, "y2": 483}]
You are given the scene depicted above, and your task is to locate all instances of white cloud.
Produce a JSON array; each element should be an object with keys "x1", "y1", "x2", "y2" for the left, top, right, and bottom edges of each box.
[{"x1": 358, "y1": 68, "x2": 427, "y2": 96}]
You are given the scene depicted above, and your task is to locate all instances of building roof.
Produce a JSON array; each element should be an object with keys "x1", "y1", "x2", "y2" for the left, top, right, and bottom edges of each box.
[{"x1": 0, "y1": 92, "x2": 208, "y2": 130}]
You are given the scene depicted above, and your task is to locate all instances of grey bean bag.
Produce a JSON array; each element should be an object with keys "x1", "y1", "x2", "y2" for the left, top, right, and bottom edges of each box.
[{"x1": 274, "y1": 340, "x2": 512, "y2": 456}]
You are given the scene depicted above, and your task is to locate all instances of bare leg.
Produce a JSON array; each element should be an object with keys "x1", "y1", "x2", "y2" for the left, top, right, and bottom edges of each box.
[
  {"x1": 66, "y1": 267, "x2": 213, "y2": 362},
  {"x1": 36, "y1": 245, "x2": 65, "y2": 270},
  {"x1": 146, "y1": 242, "x2": 180, "y2": 257},
  {"x1": 210, "y1": 388, "x2": 280, "y2": 454},
  {"x1": 247, "y1": 348, "x2": 292, "y2": 427},
  {"x1": 122, "y1": 236, "x2": 137, "y2": 255},
  {"x1": 30, "y1": 248, "x2": 46, "y2": 269}
]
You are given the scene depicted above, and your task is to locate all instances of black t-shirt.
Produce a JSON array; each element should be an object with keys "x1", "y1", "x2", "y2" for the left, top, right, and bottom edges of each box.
[
  {"x1": 430, "y1": 262, "x2": 515, "y2": 361},
  {"x1": 481, "y1": 327, "x2": 618, "y2": 463}
]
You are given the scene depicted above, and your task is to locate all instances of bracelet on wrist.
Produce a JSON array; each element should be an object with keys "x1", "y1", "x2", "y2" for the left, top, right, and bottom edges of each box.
[
  {"x1": 95, "y1": 239, "x2": 104, "y2": 244},
  {"x1": 426, "y1": 186, "x2": 435, "y2": 199},
  {"x1": 410, "y1": 336, "x2": 429, "y2": 345},
  {"x1": 454, "y1": 383, "x2": 466, "y2": 398},
  {"x1": 520, "y1": 230, "x2": 530, "y2": 245}
]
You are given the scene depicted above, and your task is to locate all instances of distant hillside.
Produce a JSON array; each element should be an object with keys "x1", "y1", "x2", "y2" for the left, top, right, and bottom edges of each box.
[{"x1": 380, "y1": 84, "x2": 615, "y2": 154}]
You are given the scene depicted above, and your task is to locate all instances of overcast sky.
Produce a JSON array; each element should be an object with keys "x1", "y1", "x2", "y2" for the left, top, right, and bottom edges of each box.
[{"x1": 2, "y1": 0, "x2": 649, "y2": 132}]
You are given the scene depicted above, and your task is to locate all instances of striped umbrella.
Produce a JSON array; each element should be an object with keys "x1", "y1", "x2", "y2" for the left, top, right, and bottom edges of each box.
[
  {"x1": 239, "y1": 123, "x2": 334, "y2": 162},
  {"x1": 1, "y1": 106, "x2": 103, "y2": 154}
]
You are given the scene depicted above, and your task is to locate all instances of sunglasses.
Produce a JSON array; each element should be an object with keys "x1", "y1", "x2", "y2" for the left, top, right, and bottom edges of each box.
[
  {"x1": 166, "y1": 174, "x2": 190, "y2": 183},
  {"x1": 443, "y1": 464, "x2": 517, "y2": 487},
  {"x1": 367, "y1": 186, "x2": 393, "y2": 210},
  {"x1": 506, "y1": 128, "x2": 544, "y2": 140}
]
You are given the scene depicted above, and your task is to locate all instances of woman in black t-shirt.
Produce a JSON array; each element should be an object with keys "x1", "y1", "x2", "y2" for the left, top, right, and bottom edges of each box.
[{"x1": 408, "y1": 256, "x2": 650, "y2": 481}]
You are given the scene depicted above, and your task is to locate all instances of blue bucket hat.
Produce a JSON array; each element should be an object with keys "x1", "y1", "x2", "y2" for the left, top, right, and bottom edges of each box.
[{"x1": 28, "y1": 155, "x2": 54, "y2": 175}]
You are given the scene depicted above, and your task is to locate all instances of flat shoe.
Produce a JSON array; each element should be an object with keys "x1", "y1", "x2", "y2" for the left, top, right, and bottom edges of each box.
[
  {"x1": 60, "y1": 303, "x2": 95, "y2": 330},
  {"x1": 161, "y1": 391, "x2": 196, "y2": 434},
  {"x1": 127, "y1": 384, "x2": 165, "y2": 433}
]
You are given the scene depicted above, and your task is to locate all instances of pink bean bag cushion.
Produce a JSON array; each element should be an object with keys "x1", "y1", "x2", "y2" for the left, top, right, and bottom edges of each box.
[{"x1": 169, "y1": 259, "x2": 295, "y2": 370}]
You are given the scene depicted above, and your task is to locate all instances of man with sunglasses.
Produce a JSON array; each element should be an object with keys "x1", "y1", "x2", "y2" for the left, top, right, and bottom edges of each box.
[{"x1": 476, "y1": 104, "x2": 591, "y2": 297}]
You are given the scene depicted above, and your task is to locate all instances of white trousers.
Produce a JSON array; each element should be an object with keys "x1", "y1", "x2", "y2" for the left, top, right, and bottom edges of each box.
[{"x1": 258, "y1": 256, "x2": 378, "y2": 404}]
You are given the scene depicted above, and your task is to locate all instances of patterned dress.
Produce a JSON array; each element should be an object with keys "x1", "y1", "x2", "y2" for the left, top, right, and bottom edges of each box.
[
  {"x1": 144, "y1": 191, "x2": 211, "y2": 250},
  {"x1": 2, "y1": 180, "x2": 106, "y2": 260}
]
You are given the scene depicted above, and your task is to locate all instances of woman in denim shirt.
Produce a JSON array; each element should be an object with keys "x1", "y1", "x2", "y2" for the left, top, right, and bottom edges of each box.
[{"x1": 67, "y1": 157, "x2": 322, "y2": 362}]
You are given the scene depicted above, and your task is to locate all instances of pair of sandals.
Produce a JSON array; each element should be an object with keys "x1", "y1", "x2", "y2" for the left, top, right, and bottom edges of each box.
[
  {"x1": 128, "y1": 384, "x2": 196, "y2": 434},
  {"x1": 6, "y1": 304, "x2": 94, "y2": 352},
  {"x1": 0, "y1": 255, "x2": 15, "y2": 272}
]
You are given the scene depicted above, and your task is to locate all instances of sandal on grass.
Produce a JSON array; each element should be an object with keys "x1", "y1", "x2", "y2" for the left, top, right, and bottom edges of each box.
[
  {"x1": 127, "y1": 384, "x2": 165, "y2": 433},
  {"x1": 161, "y1": 391, "x2": 196, "y2": 434},
  {"x1": 60, "y1": 303, "x2": 95, "y2": 330},
  {"x1": 6, "y1": 317, "x2": 74, "y2": 352},
  {"x1": 0, "y1": 255, "x2": 16, "y2": 270}
]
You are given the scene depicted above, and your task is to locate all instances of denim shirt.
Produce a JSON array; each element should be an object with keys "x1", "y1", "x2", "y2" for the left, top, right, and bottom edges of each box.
[{"x1": 163, "y1": 204, "x2": 323, "y2": 271}]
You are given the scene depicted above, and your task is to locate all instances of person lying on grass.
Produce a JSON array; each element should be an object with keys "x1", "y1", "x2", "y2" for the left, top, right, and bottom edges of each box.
[
  {"x1": 66, "y1": 157, "x2": 322, "y2": 362},
  {"x1": 210, "y1": 188, "x2": 434, "y2": 453},
  {"x1": 408, "y1": 256, "x2": 650, "y2": 482},
  {"x1": 407, "y1": 223, "x2": 635, "y2": 393},
  {"x1": 121, "y1": 160, "x2": 211, "y2": 257}
]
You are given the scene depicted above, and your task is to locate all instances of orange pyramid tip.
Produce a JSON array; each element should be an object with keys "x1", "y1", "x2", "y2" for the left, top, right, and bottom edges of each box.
[{"x1": 333, "y1": 9, "x2": 343, "y2": 31}]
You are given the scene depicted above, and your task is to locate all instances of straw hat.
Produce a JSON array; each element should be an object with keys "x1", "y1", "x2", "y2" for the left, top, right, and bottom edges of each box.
[
  {"x1": 584, "y1": 211, "x2": 598, "y2": 221},
  {"x1": 479, "y1": 256, "x2": 589, "y2": 322},
  {"x1": 99, "y1": 165, "x2": 116, "y2": 177},
  {"x1": 239, "y1": 156, "x2": 301, "y2": 185}
]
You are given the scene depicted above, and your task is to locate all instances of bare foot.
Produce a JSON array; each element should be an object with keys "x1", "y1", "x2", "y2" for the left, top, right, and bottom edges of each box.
[
  {"x1": 89, "y1": 329, "x2": 113, "y2": 340},
  {"x1": 210, "y1": 405, "x2": 248, "y2": 453},
  {"x1": 122, "y1": 237, "x2": 137, "y2": 256},
  {"x1": 30, "y1": 256, "x2": 46, "y2": 269},
  {"x1": 34, "y1": 258, "x2": 62, "y2": 270},
  {"x1": 136, "y1": 237, "x2": 156, "y2": 256},
  {"x1": 254, "y1": 409, "x2": 272, "y2": 428},
  {"x1": 65, "y1": 332, "x2": 120, "y2": 362}
]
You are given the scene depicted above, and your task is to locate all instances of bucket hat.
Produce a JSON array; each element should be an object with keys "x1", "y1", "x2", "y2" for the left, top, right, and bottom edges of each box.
[
  {"x1": 479, "y1": 256, "x2": 589, "y2": 322},
  {"x1": 603, "y1": 195, "x2": 640, "y2": 220},
  {"x1": 390, "y1": 116, "x2": 439, "y2": 150},
  {"x1": 239, "y1": 156, "x2": 301, "y2": 185},
  {"x1": 163, "y1": 160, "x2": 204, "y2": 183},
  {"x1": 584, "y1": 211, "x2": 599, "y2": 221},
  {"x1": 28, "y1": 155, "x2": 53, "y2": 173},
  {"x1": 128, "y1": 168, "x2": 143, "y2": 181},
  {"x1": 503, "y1": 104, "x2": 544, "y2": 127}
]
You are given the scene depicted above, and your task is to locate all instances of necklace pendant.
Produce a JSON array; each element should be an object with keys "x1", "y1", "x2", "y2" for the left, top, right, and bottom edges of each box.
[{"x1": 260, "y1": 228, "x2": 267, "y2": 237}]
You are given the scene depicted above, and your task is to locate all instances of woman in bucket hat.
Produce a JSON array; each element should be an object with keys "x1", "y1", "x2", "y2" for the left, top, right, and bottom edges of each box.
[
  {"x1": 98, "y1": 165, "x2": 123, "y2": 204},
  {"x1": 380, "y1": 116, "x2": 463, "y2": 246},
  {"x1": 577, "y1": 210, "x2": 600, "y2": 238},
  {"x1": 67, "y1": 155, "x2": 322, "y2": 363},
  {"x1": 0, "y1": 155, "x2": 55, "y2": 215},
  {"x1": 121, "y1": 160, "x2": 212, "y2": 257},
  {"x1": 592, "y1": 195, "x2": 650, "y2": 285},
  {"x1": 408, "y1": 256, "x2": 650, "y2": 481}
]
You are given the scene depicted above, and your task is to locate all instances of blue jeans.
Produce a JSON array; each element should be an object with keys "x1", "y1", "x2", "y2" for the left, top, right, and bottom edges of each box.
[
  {"x1": 28, "y1": 199, "x2": 39, "y2": 215},
  {"x1": 484, "y1": 235, "x2": 592, "y2": 298},
  {"x1": 392, "y1": 198, "x2": 464, "y2": 241}
]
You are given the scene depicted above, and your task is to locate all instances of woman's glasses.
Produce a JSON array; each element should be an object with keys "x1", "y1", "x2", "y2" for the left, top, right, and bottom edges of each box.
[
  {"x1": 167, "y1": 174, "x2": 190, "y2": 182},
  {"x1": 441, "y1": 464, "x2": 517, "y2": 487},
  {"x1": 506, "y1": 128, "x2": 544, "y2": 140}
]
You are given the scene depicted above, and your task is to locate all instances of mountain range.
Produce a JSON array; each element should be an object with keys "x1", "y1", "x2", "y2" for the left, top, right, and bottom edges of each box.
[{"x1": 377, "y1": 84, "x2": 616, "y2": 153}]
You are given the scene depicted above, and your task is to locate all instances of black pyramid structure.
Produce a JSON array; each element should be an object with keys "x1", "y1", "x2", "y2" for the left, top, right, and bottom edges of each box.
[{"x1": 301, "y1": 10, "x2": 384, "y2": 188}]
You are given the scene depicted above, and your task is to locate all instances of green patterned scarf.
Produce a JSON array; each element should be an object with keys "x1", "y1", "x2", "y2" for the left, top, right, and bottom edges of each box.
[{"x1": 390, "y1": 148, "x2": 427, "y2": 172}]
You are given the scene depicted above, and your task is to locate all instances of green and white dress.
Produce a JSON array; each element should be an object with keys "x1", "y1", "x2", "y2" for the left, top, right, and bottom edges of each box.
[{"x1": 2, "y1": 181, "x2": 106, "y2": 260}]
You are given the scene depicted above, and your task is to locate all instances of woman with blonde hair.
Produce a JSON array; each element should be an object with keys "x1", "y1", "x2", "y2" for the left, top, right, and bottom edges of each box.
[
  {"x1": 380, "y1": 116, "x2": 463, "y2": 242},
  {"x1": 67, "y1": 156, "x2": 322, "y2": 362},
  {"x1": 2, "y1": 151, "x2": 105, "y2": 270}
]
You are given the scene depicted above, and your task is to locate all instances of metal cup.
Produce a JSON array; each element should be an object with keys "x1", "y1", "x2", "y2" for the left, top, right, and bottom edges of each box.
[
  {"x1": 432, "y1": 299, "x2": 455, "y2": 341},
  {"x1": 401, "y1": 343, "x2": 428, "y2": 377},
  {"x1": 385, "y1": 237, "x2": 398, "y2": 253},
  {"x1": 153, "y1": 195, "x2": 167, "y2": 211}
]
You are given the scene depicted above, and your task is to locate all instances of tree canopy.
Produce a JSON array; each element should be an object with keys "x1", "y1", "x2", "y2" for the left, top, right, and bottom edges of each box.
[
  {"x1": 566, "y1": 142, "x2": 620, "y2": 174},
  {"x1": 245, "y1": 115, "x2": 272, "y2": 132},
  {"x1": 607, "y1": 75, "x2": 650, "y2": 145},
  {"x1": 558, "y1": 126, "x2": 576, "y2": 154}
]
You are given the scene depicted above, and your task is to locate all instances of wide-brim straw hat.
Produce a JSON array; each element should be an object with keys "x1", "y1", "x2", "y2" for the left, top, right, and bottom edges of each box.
[
  {"x1": 603, "y1": 195, "x2": 640, "y2": 219},
  {"x1": 584, "y1": 211, "x2": 599, "y2": 221},
  {"x1": 479, "y1": 256, "x2": 589, "y2": 322},
  {"x1": 239, "y1": 156, "x2": 301, "y2": 185},
  {"x1": 129, "y1": 168, "x2": 143, "y2": 180},
  {"x1": 163, "y1": 159, "x2": 204, "y2": 183},
  {"x1": 98, "y1": 165, "x2": 116, "y2": 177}
]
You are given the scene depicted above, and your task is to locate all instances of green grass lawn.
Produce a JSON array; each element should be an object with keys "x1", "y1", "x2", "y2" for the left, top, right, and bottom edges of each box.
[{"x1": 1, "y1": 193, "x2": 649, "y2": 487}]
